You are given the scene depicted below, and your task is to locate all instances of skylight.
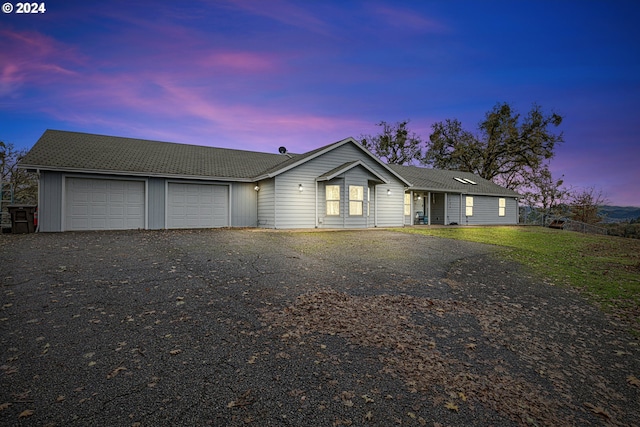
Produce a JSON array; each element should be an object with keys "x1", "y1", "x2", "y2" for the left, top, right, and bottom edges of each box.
[{"x1": 453, "y1": 177, "x2": 478, "y2": 185}]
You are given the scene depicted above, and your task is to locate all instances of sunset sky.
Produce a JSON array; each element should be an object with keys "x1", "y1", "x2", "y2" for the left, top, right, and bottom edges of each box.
[{"x1": 2, "y1": 0, "x2": 639, "y2": 206}]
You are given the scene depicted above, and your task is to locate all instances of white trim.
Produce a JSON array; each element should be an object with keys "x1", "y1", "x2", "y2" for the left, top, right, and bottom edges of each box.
[
  {"x1": 256, "y1": 138, "x2": 412, "y2": 186},
  {"x1": 315, "y1": 181, "x2": 319, "y2": 228}
]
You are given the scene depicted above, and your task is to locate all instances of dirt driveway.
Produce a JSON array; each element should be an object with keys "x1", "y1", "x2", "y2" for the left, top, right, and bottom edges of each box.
[{"x1": 1, "y1": 229, "x2": 639, "y2": 426}]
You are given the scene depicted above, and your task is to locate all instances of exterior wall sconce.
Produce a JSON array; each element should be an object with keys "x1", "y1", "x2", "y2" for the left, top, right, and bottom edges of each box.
[
  {"x1": 298, "y1": 184, "x2": 304, "y2": 192},
  {"x1": 254, "y1": 185, "x2": 260, "y2": 191},
  {"x1": 417, "y1": 195, "x2": 422, "y2": 200},
  {"x1": 387, "y1": 189, "x2": 391, "y2": 196}
]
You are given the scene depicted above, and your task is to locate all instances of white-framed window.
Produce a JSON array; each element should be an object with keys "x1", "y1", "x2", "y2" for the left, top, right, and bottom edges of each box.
[
  {"x1": 367, "y1": 187, "x2": 370, "y2": 217},
  {"x1": 326, "y1": 185, "x2": 340, "y2": 216},
  {"x1": 498, "y1": 198, "x2": 506, "y2": 216},
  {"x1": 349, "y1": 185, "x2": 364, "y2": 216},
  {"x1": 404, "y1": 193, "x2": 411, "y2": 216},
  {"x1": 466, "y1": 196, "x2": 474, "y2": 216}
]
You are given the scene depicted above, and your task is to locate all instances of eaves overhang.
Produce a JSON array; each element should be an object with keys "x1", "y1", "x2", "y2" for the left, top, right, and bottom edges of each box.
[{"x1": 18, "y1": 164, "x2": 255, "y2": 183}]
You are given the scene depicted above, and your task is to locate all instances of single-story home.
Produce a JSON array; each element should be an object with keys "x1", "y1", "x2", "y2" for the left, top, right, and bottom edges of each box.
[{"x1": 18, "y1": 130, "x2": 520, "y2": 232}]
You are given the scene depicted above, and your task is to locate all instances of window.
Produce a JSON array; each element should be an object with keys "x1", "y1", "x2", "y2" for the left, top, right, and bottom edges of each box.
[
  {"x1": 404, "y1": 193, "x2": 411, "y2": 216},
  {"x1": 499, "y1": 198, "x2": 506, "y2": 216},
  {"x1": 349, "y1": 185, "x2": 363, "y2": 216},
  {"x1": 465, "y1": 196, "x2": 474, "y2": 216},
  {"x1": 326, "y1": 185, "x2": 340, "y2": 216}
]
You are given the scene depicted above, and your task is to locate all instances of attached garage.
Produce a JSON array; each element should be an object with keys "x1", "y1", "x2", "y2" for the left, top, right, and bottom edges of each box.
[
  {"x1": 65, "y1": 178, "x2": 145, "y2": 231},
  {"x1": 167, "y1": 182, "x2": 229, "y2": 229}
]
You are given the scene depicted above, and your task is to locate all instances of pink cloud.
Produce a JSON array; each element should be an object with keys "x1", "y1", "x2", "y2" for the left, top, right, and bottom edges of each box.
[{"x1": 0, "y1": 29, "x2": 82, "y2": 95}]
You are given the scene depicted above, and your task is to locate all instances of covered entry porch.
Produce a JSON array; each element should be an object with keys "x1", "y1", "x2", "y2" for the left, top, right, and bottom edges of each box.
[{"x1": 405, "y1": 191, "x2": 450, "y2": 226}]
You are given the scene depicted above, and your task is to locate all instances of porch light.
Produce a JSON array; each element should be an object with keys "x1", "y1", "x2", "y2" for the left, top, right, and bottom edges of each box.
[
  {"x1": 387, "y1": 189, "x2": 391, "y2": 196},
  {"x1": 298, "y1": 184, "x2": 304, "y2": 192},
  {"x1": 417, "y1": 195, "x2": 422, "y2": 200},
  {"x1": 254, "y1": 185, "x2": 260, "y2": 191}
]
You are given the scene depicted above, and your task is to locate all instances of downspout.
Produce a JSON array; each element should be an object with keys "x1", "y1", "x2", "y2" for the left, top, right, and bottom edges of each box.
[
  {"x1": 427, "y1": 191, "x2": 431, "y2": 226},
  {"x1": 374, "y1": 186, "x2": 378, "y2": 227},
  {"x1": 35, "y1": 169, "x2": 41, "y2": 232},
  {"x1": 444, "y1": 193, "x2": 448, "y2": 225},
  {"x1": 315, "y1": 181, "x2": 318, "y2": 228},
  {"x1": 409, "y1": 190, "x2": 413, "y2": 226}
]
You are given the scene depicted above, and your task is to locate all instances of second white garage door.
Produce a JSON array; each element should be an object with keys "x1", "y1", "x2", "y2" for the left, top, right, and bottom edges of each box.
[{"x1": 167, "y1": 183, "x2": 229, "y2": 229}]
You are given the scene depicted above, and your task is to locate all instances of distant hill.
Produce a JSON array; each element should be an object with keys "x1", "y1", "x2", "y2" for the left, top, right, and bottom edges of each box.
[{"x1": 599, "y1": 206, "x2": 640, "y2": 223}]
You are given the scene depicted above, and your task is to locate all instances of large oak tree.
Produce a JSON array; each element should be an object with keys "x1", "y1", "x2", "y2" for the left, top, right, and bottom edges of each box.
[
  {"x1": 424, "y1": 103, "x2": 564, "y2": 189},
  {"x1": 359, "y1": 120, "x2": 423, "y2": 165}
]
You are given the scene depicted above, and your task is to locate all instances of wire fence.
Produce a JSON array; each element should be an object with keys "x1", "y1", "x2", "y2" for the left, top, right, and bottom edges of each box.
[{"x1": 519, "y1": 207, "x2": 608, "y2": 236}]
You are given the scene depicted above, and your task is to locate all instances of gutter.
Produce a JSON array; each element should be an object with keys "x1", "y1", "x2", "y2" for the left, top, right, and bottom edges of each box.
[{"x1": 18, "y1": 165, "x2": 257, "y2": 183}]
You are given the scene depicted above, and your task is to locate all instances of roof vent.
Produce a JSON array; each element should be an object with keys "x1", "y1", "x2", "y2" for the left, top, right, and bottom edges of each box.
[{"x1": 278, "y1": 146, "x2": 287, "y2": 154}]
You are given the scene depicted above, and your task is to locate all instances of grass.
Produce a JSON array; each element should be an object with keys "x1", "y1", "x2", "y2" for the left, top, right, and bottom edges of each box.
[{"x1": 395, "y1": 226, "x2": 640, "y2": 331}]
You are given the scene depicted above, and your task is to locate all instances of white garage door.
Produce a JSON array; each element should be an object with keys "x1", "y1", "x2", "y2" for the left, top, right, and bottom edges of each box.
[
  {"x1": 167, "y1": 183, "x2": 229, "y2": 229},
  {"x1": 66, "y1": 178, "x2": 145, "y2": 231}
]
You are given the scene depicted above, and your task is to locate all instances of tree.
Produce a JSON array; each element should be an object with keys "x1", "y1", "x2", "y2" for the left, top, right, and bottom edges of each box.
[
  {"x1": 359, "y1": 120, "x2": 423, "y2": 165},
  {"x1": 569, "y1": 186, "x2": 608, "y2": 224},
  {"x1": 520, "y1": 163, "x2": 571, "y2": 223},
  {"x1": 424, "y1": 103, "x2": 564, "y2": 189},
  {"x1": 1, "y1": 141, "x2": 37, "y2": 204}
]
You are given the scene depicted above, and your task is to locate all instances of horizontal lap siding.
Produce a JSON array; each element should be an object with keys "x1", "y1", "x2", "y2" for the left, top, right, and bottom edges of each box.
[
  {"x1": 463, "y1": 195, "x2": 518, "y2": 225},
  {"x1": 319, "y1": 167, "x2": 370, "y2": 228},
  {"x1": 447, "y1": 194, "x2": 461, "y2": 225},
  {"x1": 231, "y1": 183, "x2": 257, "y2": 227},
  {"x1": 431, "y1": 193, "x2": 445, "y2": 225},
  {"x1": 257, "y1": 179, "x2": 275, "y2": 228},
  {"x1": 275, "y1": 173, "x2": 316, "y2": 229},
  {"x1": 374, "y1": 184, "x2": 404, "y2": 227},
  {"x1": 274, "y1": 143, "x2": 405, "y2": 229}
]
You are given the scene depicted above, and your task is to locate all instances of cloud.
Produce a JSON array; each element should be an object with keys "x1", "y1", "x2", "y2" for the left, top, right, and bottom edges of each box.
[
  {"x1": 225, "y1": 0, "x2": 334, "y2": 36},
  {"x1": 370, "y1": 4, "x2": 449, "y2": 33},
  {"x1": 0, "y1": 29, "x2": 82, "y2": 96}
]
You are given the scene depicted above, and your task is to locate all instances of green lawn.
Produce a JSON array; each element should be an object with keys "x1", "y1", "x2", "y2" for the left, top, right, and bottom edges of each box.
[{"x1": 396, "y1": 226, "x2": 640, "y2": 331}]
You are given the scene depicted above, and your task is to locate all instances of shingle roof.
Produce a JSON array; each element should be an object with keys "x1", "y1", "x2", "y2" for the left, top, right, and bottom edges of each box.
[
  {"x1": 20, "y1": 130, "x2": 519, "y2": 197},
  {"x1": 387, "y1": 164, "x2": 520, "y2": 197},
  {"x1": 19, "y1": 130, "x2": 291, "y2": 180}
]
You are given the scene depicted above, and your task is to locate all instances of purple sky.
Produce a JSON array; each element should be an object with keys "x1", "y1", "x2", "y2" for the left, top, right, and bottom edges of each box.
[{"x1": 2, "y1": 0, "x2": 639, "y2": 206}]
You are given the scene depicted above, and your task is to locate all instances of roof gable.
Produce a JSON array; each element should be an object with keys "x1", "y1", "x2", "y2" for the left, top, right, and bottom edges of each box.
[
  {"x1": 316, "y1": 160, "x2": 389, "y2": 183},
  {"x1": 256, "y1": 137, "x2": 411, "y2": 186}
]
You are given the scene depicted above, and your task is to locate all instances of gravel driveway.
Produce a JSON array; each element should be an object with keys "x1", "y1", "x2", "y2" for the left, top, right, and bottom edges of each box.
[{"x1": 1, "y1": 229, "x2": 639, "y2": 426}]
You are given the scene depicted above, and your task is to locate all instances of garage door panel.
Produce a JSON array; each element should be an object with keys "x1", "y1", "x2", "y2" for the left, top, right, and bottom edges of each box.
[
  {"x1": 167, "y1": 183, "x2": 228, "y2": 229},
  {"x1": 66, "y1": 178, "x2": 145, "y2": 231}
]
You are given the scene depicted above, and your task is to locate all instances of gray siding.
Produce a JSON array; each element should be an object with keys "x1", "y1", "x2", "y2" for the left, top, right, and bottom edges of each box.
[
  {"x1": 274, "y1": 172, "x2": 316, "y2": 229},
  {"x1": 462, "y1": 195, "x2": 518, "y2": 225},
  {"x1": 230, "y1": 183, "x2": 257, "y2": 227},
  {"x1": 447, "y1": 193, "x2": 462, "y2": 225},
  {"x1": 147, "y1": 177, "x2": 165, "y2": 229},
  {"x1": 257, "y1": 179, "x2": 275, "y2": 228},
  {"x1": 430, "y1": 193, "x2": 446, "y2": 225},
  {"x1": 39, "y1": 171, "x2": 63, "y2": 232},
  {"x1": 271, "y1": 143, "x2": 405, "y2": 229},
  {"x1": 374, "y1": 183, "x2": 404, "y2": 227},
  {"x1": 317, "y1": 166, "x2": 372, "y2": 228}
]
